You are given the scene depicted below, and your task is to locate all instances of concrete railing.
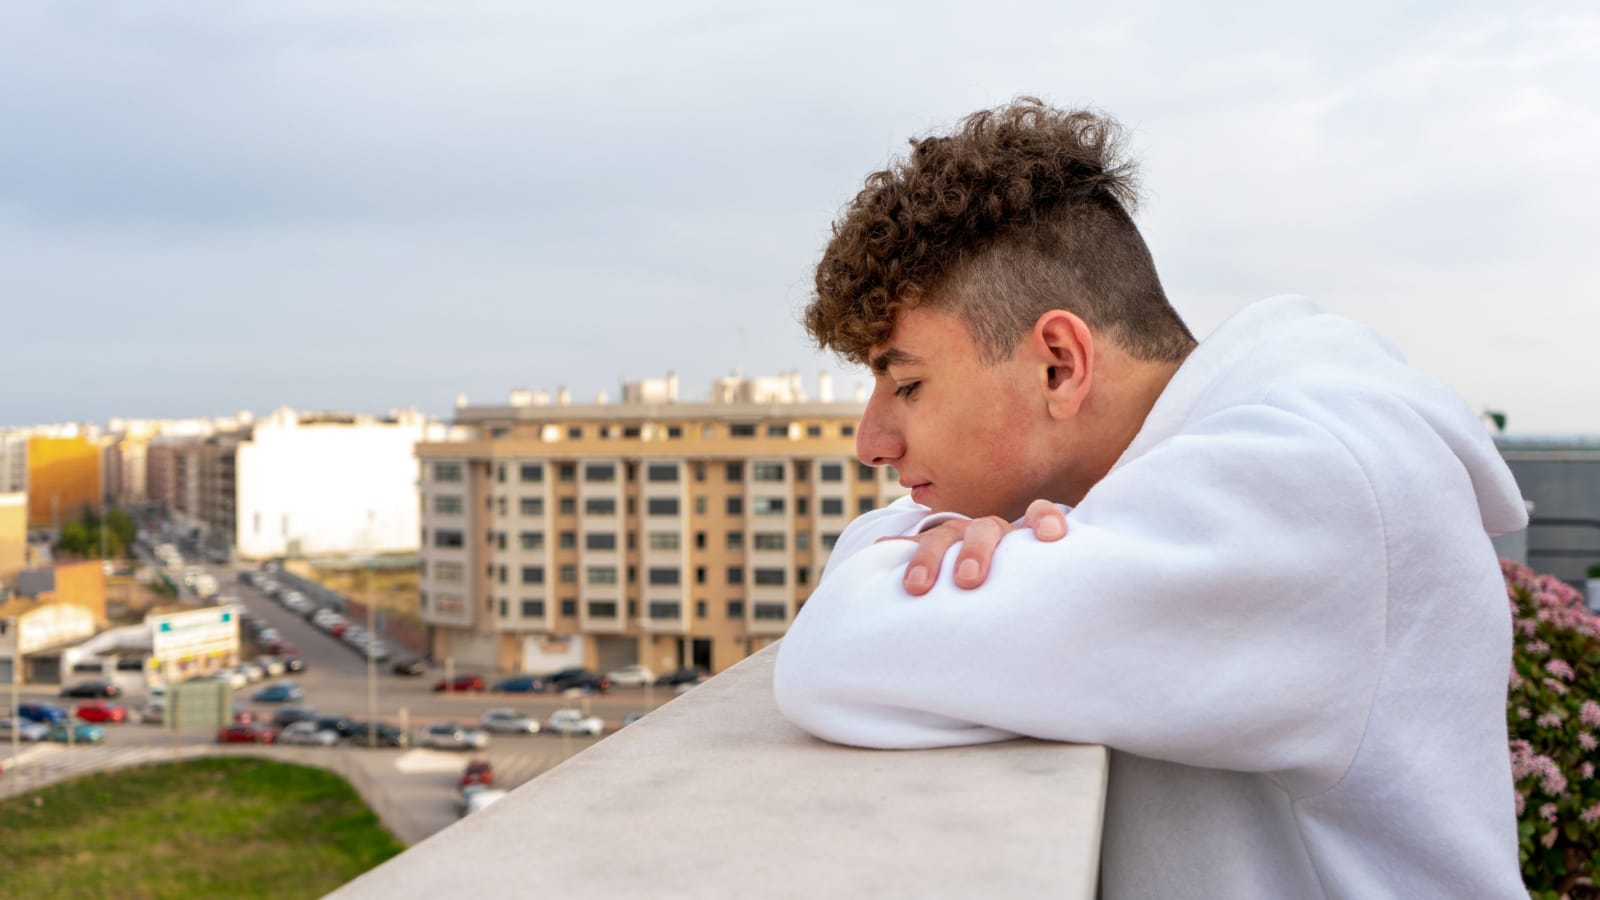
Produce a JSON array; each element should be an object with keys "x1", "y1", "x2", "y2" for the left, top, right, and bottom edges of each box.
[{"x1": 331, "y1": 644, "x2": 1109, "y2": 899}]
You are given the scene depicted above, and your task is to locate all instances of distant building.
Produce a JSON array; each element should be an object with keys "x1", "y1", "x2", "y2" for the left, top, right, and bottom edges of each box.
[
  {"x1": 0, "y1": 428, "x2": 107, "y2": 529},
  {"x1": 0, "y1": 492, "x2": 24, "y2": 587},
  {"x1": 1497, "y1": 435, "x2": 1600, "y2": 583},
  {"x1": 415, "y1": 372, "x2": 903, "y2": 677}
]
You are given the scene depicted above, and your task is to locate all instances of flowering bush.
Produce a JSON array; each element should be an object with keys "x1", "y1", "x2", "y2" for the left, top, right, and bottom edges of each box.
[{"x1": 1506, "y1": 559, "x2": 1600, "y2": 898}]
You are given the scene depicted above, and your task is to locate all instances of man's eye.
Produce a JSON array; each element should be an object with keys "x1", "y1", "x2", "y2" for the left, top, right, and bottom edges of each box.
[{"x1": 894, "y1": 381, "x2": 920, "y2": 400}]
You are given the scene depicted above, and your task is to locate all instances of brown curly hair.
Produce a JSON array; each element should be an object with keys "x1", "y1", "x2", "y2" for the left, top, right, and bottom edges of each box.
[{"x1": 805, "y1": 97, "x2": 1194, "y2": 367}]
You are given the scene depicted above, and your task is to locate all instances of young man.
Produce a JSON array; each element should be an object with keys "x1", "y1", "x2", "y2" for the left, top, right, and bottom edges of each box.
[{"x1": 773, "y1": 98, "x2": 1530, "y2": 898}]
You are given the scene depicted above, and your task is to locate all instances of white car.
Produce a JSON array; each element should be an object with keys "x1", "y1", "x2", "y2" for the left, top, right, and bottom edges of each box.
[
  {"x1": 605, "y1": 665, "x2": 657, "y2": 687},
  {"x1": 480, "y1": 709, "x2": 540, "y2": 734},
  {"x1": 279, "y1": 721, "x2": 341, "y2": 746},
  {"x1": 545, "y1": 708, "x2": 604, "y2": 736},
  {"x1": 0, "y1": 716, "x2": 50, "y2": 741},
  {"x1": 140, "y1": 700, "x2": 165, "y2": 724},
  {"x1": 458, "y1": 786, "x2": 509, "y2": 817},
  {"x1": 421, "y1": 723, "x2": 491, "y2": 751}
]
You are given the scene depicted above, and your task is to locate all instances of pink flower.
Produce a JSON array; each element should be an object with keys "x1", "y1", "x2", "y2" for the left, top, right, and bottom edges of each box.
[
  {"x1": 1510, "y1": 671, "x2": 1525, "y2": 690},
  {"x1": 1516, "y1": 792, "x2": 1527, "y2": 816},
  {"x1": 1544, "y1": 678, "x2": 1569, "y2": 696},
  {"x1": 1582, "y1": 732, "x2": 1598, "y2": 751},
  {"x1": 1582, "y1": 762, "x2": 1595, "y2": 780},
  {"x1": 1582, "y1": 701, "x2": 1600, "y2": 728},
  {"x1": 1538, "y1": 711, "x2": 1565, "y2": 729},
  {"x1": 1526, "y1": 640, "x2": 1550, "y2": 655},
  {"x1": 1547, "y1": 659, "x2": 1576, "y2": 681},
  {"x1": 1541, "y1": 802, "x2": 1559, "y2": 823},
  {"x1": 1519, "y1": 707, "x2": 1532, "y2": 720},
  {"x1": 1584, "y1": 804, "x2": 1600, "y2": 824}
]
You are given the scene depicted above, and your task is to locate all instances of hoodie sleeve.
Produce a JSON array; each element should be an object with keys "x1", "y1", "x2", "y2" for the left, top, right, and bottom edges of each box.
[{"x1": 774, "y1": 403, "x2": 1389, "y2": 797}]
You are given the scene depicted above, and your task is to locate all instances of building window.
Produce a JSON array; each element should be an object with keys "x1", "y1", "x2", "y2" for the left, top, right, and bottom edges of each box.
[
  {"x1": 753, "y1": 602, "x2": 786, "y2": 621},
  {"x1": 587, "y1": 566, "x2": 618, "y2": 584},
  {"x1": 433, "y1": 495, "x2": 463, "y2": 515},
  {"x1": 797, "y1": 567, "x2": 810, "y2": 586},
  {"x1": 821, "y1": 532, "x2": 840, "y2": 549},
  {"x1": 695, "y1": 566, "x2": 706, "y2": 584},
  {"x1": 727, "y1": 600, "x2": 745, "y2": 618},
  {"x1": 559, "y1": 565, "x2": 578, "y2": 584},
  {"x1": 646, "y1": 497, "x2": 680, "y2": 516},
  {"x1": 567, "y1": 426, "x2": 583, "y2": 440},
  {"x1": 820, "y1": 463, "x2": 844, "y2": 482},
  {"x1": 648, "y1": 531, "x2": 680, "y2": 551},
  {"x1": 498, "y1": 598, "x2": 508, "y2": 617},
  {"x1": 496, "y1": 464, "x2": 506, "y2": 483},
  {"x1": 754, "y1": 568, "x2": 786, "y2": 586},
  {"x1": 433, "y1": 462, "x2": 463, "y2": 482},
  {"x1": 585, "y1": 497, "x2": 617, "y2": 515},
  {"x1": 585, "y1": 532, "x2": 617, "y2": 551},
  {"x1": 694, "y1": 496, "x2": 707, "y2": 515},
  {"x1": 793, "y1": 461, "x2": 809, "y2": 480},
  {"x1": 727, "y1": 566, "x2": 744, "y2": 585},
  {"x1": 560, "y1": 598, "x2": 577, "y2": 616},
  {"x1": 558, "y1": 462, "x2": 576, "y2": 481},
  {"x1": 497, "y1": 565, "x2": 508, "y2": 584},
  {"x1": 646, "y1": 463, "x2": 679, "y2": 482},
  {"x1": 796, "y1": 532, "x2": 810, "y2": 550},
  {"x1": 696, "y1": 600, "x2": 707, "y2": 619},
  {"x1": 753, "y1": 532, "x2": 785, "y2": 551},
  {"x1": 558, "y1": 497, "x2": 577, "y2": 515},
  {"x1": 419, "y1": 591, "x2": 428, "y2": 610},
  {"x1": 648, "y1": 567, "x2": 680, "y2": 586},
  {"x1": 560, "y1": 531, "x2": 577, "y2": 549},
  {"x1": 520, "y1": 463, "x2": 543, "y2": 482},
  {"x1": 858, "y1": 464, "x2": 875, "y2": 481},
  {"x1": 841, "y1": 424, "x2": 855, "y2": 437},
  {"x1": 588, "y1": 600, "x2": 618, "y2": 618},
  {"x1": 857, "y1": 497, "x2": 876, "y2": 515},
  {"x1": 726, "y1": 531, "x2": 744, "y2": 550},
  {"x1": 521, "y1": 599, "x2": 545, "y2": 617},
  {"x1": 668, "y1": 425, "x2": 683, "y2": 438},
  {"x1": 753, "y1": 497, "x2": 786, "y2": 516},
  {"x1": 729, "y1": 424, "x2": 756, "y2": 438},
  {"x1": 584, "y1": 463, "x2": 616, "y2": 482},
  {"x1": 820, "y1": 498, "x2": 845, "y2": 516},
  {"x1": 649, "y1": 601, "x2": 681, "y2": 620},
  {"x1": 520, "y1": 497, "x2": 544, "y2": 516},
  {"x1": 694, "y1": 531, "x2": 706, "y2": 550},
  {"x1": 752, "y1": 462, "x2": 785, "y2": 482},
  {"x1": 806, "y1": 425, "x2": 822, "y2": 438},
  {"x1": 766, "y1": 424, "x2": 789, "y2": 438},
  {"x1": 693, "y1": 462, "x2": 706, "y2": 482},
  {"x1": 796, "y1": 497, "x2": 808, "y2": 515},
  {"x1": 519, "y1": 531, "x2": 544, "y2": 550},
  {"x1": 521, "y1": 566, "x2": 545, "y2": 585},
  {"x1": 628, "y1": 600, "x2": 637, "y2": 617},
  {"x1": 725, "y1": 462, "x2": 744, "y2": 481},
  {"x1": 497, "y1": 532, "x2": 507, "y2": 551},
  {"x1": 433, "y1": 530, "x2": 464, "y2": 549},
  {"x1": 725, "y1": 497, "x2": 743, "y2": 516},
  {"x1": 434, "y1": 562, "x2": 464, "y2": 583}
]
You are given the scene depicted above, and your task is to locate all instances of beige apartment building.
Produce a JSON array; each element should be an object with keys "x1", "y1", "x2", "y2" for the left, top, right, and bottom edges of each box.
[{"x1": 416, "y1": 374, "x2": 906, "y2": 678}]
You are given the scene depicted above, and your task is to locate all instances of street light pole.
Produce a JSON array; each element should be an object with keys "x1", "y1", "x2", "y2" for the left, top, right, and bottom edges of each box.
[
  {"x1": 366, "y1": 568, "x2": 377, "y2": 749},
  {"x1": 5, "y1": 618, "x2": 18, "y2": 770}
]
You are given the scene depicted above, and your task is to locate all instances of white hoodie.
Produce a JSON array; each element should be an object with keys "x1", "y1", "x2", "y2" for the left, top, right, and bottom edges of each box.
[{"x1": 774, "y1": 296, "x2": 1530, "y2": 898}]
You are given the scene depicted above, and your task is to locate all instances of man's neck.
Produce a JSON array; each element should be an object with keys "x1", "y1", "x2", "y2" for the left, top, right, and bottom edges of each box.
[{"x1": 1067, "y1": 347, "x2": 1193, "y2": 503}]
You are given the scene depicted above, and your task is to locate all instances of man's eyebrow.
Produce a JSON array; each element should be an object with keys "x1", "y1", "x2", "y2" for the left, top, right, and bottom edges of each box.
[{"x1": 869, "y1": 347, "x2": 922, "y2": 375}]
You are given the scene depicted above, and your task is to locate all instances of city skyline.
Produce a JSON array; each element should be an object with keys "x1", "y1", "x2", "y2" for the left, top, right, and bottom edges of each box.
[{"x1": 3, "y1": 3, "x2": 1597, "y2": 432}]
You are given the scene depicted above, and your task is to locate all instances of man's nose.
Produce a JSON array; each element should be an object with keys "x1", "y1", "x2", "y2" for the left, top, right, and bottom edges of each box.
[{"x1": 855, "y1": 397, "x2": 904, "y2": 467}]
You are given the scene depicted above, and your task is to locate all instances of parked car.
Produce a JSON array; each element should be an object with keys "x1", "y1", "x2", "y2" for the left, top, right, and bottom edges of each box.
[
  {"x1": 391, "y1": 658, "x2": 427, "y2": 676},
  {"x1": 491, "y1": 674, "x2": 544, "y2": 693},
  {"x1": 458, "y1": 785, "x2": 508, "y2": 817},
  {"x1": 59, "y1": 680, "x2": 121, "y2": 699},
  {"x1": 546, "y1": 668, "x2": 610, "y2": 694},
  {"x1": 279, "y1": 721, "x2": 341, "y2": 746},
  {"x1": 421, "y1": 723, "x2": 490, "y2": 751},
  {"x1": 252, "y1": 682, "x2": 304, "y2": 703},
  {"x1": 315, "y1": 715, "x2": 359, "y2": 739},
  {"x1": 347, "y1": 722, "x2": 407, "y2": 748},
  {"x1": 0, "y1": 716, "x2": 50, "y2": 741},
  {"x1": 74, "y1": 701, "x2": 128, "y2": 724},
  {"x1": 48, "y1": 722, "x2": 106, "y2": 744},
  {"x1": 256, "y1": 656, "x2": 287, "y2": 677},
  {"x1": 545, "y1": 708, "x2": 605, "y2": 736},
  {"x1": 281, "y1": 653, "x2": 306, "y2": 673},
  {"x1": 140, "y1": 699, "x2": 166, "y2": 724},
  {"x1": 217, "y1": 723, "x2": 277, "y2": 744},
  {"x1": 270, "y1": 707, "x2": 320, "y2": 728},
  {"x1": 239, "y1": 662, "x2": 266, "y2": 682},
  {"x1": 17, "y1": 702, "x2": 69, "y2": 724},
  {"x1": 605, "y1": 665, "x2": 657, "y2": 688},
  {"x1": 460, "y1": 758, "x2": 493, "y2": 788},
  {"x1": 480, "y1": 709, "x2": 540, "y2": 734},
  {"x1": 432, "y1": 675, "x2": 486, "y2": 693},
  {"x1": 656, "y1": 666, "x2": 708, "y2": 687},
  {"x1": 221, "y1": 669, "x2": 249, "y2": 689},
  {"x1": 622, "y1": 712, "x2": 648, "y2": 727}
]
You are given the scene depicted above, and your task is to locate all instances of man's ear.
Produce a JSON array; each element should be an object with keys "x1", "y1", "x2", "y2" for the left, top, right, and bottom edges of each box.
[{"x1": 1031, "y1": 310, "x2": 1093, "y2": 420}]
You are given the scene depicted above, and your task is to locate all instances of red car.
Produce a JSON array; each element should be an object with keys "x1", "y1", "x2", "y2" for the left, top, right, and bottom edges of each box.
[
  {"x1": 217, "y1": 723, "x2": 277, "y2": 744},
  {"x1": 433, "y1": 675, "x2": 486, "y2": 693},
  {"x1": 74, "y1": 701, "x2": 127, "y2": 724},
  {"x1": 460, "y1": 759, "x2": 494, "y2": 788}
]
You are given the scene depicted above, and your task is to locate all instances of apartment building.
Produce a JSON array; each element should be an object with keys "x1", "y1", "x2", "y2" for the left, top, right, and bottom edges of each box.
[{"x1": 416, "y1": 373, "x2": 906, "y2": 677}]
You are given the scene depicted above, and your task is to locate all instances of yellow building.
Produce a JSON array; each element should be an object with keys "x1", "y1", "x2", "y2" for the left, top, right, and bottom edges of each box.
[
  {"x1": 27, "y1": 435, "x2": 104, "y2": 528},
  {"x1": 416, "y1": 374, "x2": 904, "y2": 677},
  {"x1": 0, "y1": 492, "x2": 24, "y2": 587}
]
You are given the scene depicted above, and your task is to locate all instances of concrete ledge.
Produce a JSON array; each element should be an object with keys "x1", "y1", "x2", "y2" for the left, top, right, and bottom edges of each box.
[{"x1": 331, "y1": 643, "x2": 1108, "y2": 899}]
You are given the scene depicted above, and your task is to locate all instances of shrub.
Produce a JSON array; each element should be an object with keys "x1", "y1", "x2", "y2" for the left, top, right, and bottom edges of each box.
[{"x1": 1505, "y1": 559, "x2": 1600, "y2": 897}]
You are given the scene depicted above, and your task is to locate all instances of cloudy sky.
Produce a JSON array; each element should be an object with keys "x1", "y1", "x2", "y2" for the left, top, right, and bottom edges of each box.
[{"x1": 3, "y1": 1, "x2": 1596, "y2": 432}]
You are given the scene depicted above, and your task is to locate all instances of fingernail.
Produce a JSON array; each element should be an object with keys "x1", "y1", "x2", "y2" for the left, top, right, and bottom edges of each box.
[
  {"x1": 905, "y1": 565, "x2": 929, "y2": 589},
  {"x1": 1038, "y1": 518, "x2": 1063, "y2": 539},
  {"x1": 957, "y1": 559, "x2": 979, "y2": 583}
]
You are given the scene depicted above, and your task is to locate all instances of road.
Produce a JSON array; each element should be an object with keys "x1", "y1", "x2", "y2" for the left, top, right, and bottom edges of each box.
[{"x1": 2, "y1": 559, "x2": 689, "y2": 844}]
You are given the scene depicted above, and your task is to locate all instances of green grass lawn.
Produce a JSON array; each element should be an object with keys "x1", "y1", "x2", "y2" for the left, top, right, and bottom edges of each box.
[{"x1": 0, "y1": 757, "x2": 404, "y2": 899}]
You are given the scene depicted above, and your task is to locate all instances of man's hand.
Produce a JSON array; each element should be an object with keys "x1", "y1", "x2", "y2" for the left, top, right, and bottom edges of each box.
[{"x1": 890, "y1": 499, "x2": 1067, "y2": 596}]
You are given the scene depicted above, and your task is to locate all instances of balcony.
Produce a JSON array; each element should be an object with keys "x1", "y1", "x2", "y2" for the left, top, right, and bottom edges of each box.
[{"x1": 330, "y1": 644, "x2": 1108, "y2": 899}]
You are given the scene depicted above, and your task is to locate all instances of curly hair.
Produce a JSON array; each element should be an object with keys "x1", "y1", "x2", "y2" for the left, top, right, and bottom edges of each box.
[{"x1": 806, "y1": 98, "x2": 1194, "y2": 367}]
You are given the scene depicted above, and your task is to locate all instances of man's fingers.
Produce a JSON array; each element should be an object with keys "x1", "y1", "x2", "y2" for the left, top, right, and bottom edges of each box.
[
  {"x1": 953, "y1": 517, "x2": 1009, "y2": 589},
  {"x1": 902, "y1": 522, "x2": 964, "y2": 595},
  {"x1": 1024, "y1": 499, "x2": 1068, "y2": 541}
]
